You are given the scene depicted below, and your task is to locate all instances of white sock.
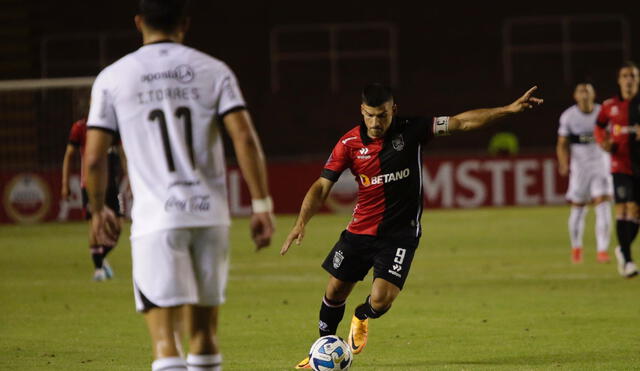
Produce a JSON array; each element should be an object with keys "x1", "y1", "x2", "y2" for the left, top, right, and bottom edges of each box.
[
  {"x1": 152, "y1": 357, "x2": 187, "y2": 371},
  {"x1": 595, "y1": 201, "x2": 612, "y2": 252},
  {"x1": 187, "y1": 354, "x2": 222, "y2": 371},
  {"x1": 568, "y1": 205, "x2": 587, "y2": 248}
]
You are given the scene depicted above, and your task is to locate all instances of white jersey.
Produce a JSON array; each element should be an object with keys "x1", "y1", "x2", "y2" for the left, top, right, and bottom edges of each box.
[
  {"x1": 88, "y1": 41, "x2": 246, "y2": 238},
  {"x1": 558, "y1": 104, "x2": 610, "y2": 174}
]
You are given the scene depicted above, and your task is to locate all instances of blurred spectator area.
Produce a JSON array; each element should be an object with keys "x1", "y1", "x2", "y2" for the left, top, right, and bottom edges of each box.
[{"x1": 0, "y1": 0, "x2": 638, "y2": 170}]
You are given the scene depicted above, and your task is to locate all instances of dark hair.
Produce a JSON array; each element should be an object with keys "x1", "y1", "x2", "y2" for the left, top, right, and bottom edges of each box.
[
  {"x1": 574, "y1": 79, "x2": 594, "y2": 89},
  {"x1": 362, "y1": 83, "x2": 393, "y2": 107},
  {"x1": 139, "y1": 0, "x2": 188, "y2": 33},
  {"x1": 619, "y1": 61, "x2": 639, "y2": 72}
]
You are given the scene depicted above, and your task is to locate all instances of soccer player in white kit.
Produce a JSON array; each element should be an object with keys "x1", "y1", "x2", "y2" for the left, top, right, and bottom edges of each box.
[
  {"x1": 83, "y1": 1, "x2": 275, "y2": 370},
  {"x1": 556, "y1": 82, "x2": 613, "y2": 263}
]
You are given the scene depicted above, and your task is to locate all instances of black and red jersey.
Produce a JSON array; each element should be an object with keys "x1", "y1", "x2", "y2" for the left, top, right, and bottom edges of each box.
[
  {"x1": 68, "y1": 119, "x2": 88, "y2": 187},
  {"x1": 628, "y1": 93, "x2": 640, "y2": 175},
  {"x1": 67, "y1": 118, "x2": 121, "y2": 188},
  {"x1": 321, "y1": 116, "x2": 436, "y2": 238},
  {"x1": 595, "y1": 96, "x2": 632, "y2": 175},
  {"x1": 68, "y1": 118, "x2": 88, "y2": 155}
]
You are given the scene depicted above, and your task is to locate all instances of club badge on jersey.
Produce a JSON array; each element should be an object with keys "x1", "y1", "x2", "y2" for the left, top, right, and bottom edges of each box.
[{"x1": 392, "y1": 134, "x2": 404, "y2": 151}]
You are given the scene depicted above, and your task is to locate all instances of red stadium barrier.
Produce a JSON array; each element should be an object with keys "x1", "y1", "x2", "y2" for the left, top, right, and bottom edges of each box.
[{"x1": 0, "y1": 154, "x2": 568, "y2": 223}]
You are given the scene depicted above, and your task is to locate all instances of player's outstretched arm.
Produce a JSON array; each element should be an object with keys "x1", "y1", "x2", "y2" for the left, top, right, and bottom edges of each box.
[
  {"x1": 223, "y1": 109, "x2": 274, "y2": 250},
  {"x1": 85, "y1": 129, "x2": 120, "y2": 246},
  {"x1": 556, "y1": 136, "x2": 570, "y2": 177},
  {"x1": 447, "y1": 86, "x2": 543, "y2": 133},
  {"x1": 61, "y1": 144, "x2": 76, "y2": 199},
  {"x1": 280, "y1": 177, "x2": 334, "y2": 256}
]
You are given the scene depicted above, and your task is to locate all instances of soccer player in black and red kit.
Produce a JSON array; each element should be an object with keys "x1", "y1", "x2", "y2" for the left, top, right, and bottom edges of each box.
[
  {"x1": 61, "y1": 117, "x2": 126, "y2": 281},
  {"x1": 281, "y1": 83, "x2": 543, "y2": 369},
  {"x1": 596, "y1": 61, "x2": 640, "y2": 278}
]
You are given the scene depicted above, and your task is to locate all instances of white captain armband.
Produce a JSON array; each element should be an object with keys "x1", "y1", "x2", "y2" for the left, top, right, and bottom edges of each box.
[
  {"x1": 252, "y1": 196, "x2": 273, "y2": 213},
  {"x1": 433, "y1": 116, "x2": 450, "y2": 137}
]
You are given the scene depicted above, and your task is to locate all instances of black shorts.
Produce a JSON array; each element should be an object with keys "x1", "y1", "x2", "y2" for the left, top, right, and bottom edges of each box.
[
  {"x1": 612, "y1": 173, "x2": 640, "y2": 204},
  {"x1": 81, "y1": 186, "x2": 122, "y2": 220},
  {"x1": 321, "y1": 230, "x2": 418, "y2": 290}
]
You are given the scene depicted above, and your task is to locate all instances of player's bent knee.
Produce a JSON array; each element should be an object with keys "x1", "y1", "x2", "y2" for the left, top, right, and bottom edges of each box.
[
  {"x1": 368, "y1": 298, "x2": 392, "y2": 318},
  {"x1": 325, "y1": 277, "x2": 354, "y2": 302},
  {"x1": 370, "y1": 293, "x2": 395, "y2": 310},
  {"x1": 370, "y1": 289, "x2": 398, "y2": 313}
]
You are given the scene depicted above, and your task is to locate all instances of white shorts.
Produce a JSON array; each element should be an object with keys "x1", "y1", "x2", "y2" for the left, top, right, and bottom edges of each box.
[
  {"x1": 566, "y1": 170, "x2": 613, "y2": 204},
  {"x1": 131, "y1": 226, "x2": 229, "y2": 312}
]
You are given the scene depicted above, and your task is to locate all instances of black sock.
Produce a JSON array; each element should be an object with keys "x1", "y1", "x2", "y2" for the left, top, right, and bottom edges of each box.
[
  {"x1": 102, "y1": 245, "x2": 114, "y2": 258},
  {"x1": 90, "y1": 245, "x2": 104, "y2": 269},
  {"x1": 319, "y1": 296, "x2": 346, "y2": 337},
  {"x1": 616, "y1": 220, "x2": 633, "y2": 262},
  {"x1": 626, "y1": 220, "x2": 638, "y2": 262},
  {"x1": 629, "y1": 221, "x2": 639, "y2": 245},
  {"x1": 354, "y1": 295, "x2": 389, "y2": 320}
]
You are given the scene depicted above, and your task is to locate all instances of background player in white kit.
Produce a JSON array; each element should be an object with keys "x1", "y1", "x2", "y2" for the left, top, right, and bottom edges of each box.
[
  {"x1": 84, "y1": 1, "x2": 275, "y2": 370},
  {"x1": 556, "y1": 82, "x2": 613, "y2": 264}
]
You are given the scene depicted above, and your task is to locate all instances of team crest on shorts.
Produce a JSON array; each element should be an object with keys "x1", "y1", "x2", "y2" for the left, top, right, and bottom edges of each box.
[
  {"x1": 617, "y1": 186, "x2": 626, "y2": 199},
  {"x1": 392, "y1": 134, "x2": 404, "y2": 151},
  {"x1": 333, "y1": 250, "x2": 344, "y2": 269}
]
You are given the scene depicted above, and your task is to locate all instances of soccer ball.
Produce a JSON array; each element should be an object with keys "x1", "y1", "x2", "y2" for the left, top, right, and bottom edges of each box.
[{"x1": 308, "y1": 335, "x2": 353, "y2": 371}]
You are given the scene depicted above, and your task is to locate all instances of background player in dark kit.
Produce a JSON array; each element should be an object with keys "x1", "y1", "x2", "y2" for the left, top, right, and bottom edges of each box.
[
  {"x1": 595, "y1": 61, "x2": 640, "y2": 278},
  {"x1": 61, "y1": 95, "x2": 126, "y2": 281}
]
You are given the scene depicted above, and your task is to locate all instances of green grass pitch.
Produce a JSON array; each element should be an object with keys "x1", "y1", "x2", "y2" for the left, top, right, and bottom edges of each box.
[{"x1": 1, "y1": 206, "x2": 639, "y2": 370}]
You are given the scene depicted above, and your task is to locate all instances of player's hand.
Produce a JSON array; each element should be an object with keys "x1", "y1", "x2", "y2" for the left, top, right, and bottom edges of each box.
[
  {"x1": 600, "y1": 138, "x2": 613, "y2": 152},
  {"x1": 90, "y1": 207, "x2": 121, "y2": 246},
  {"x1": 634, "y1": 125, "x2": 640, "y2": 141},
  {"x1": 280, "y1": 223, "x2": 305, "y2": 256},
  {"x1": 508, "y1": 86, "x2": 544, "y2": 113},
  {"x1": 558, "y1": 162, "x2": 569, "y2": 177},
  {"x1": 250, "y1": 211, "x2": 274, "y2": 250}
]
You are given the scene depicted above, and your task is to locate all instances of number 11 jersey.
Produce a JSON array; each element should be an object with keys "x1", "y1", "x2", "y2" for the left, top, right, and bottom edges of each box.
[{"x1": 87, "y1": 41, "x2": 246, "y2": 238}]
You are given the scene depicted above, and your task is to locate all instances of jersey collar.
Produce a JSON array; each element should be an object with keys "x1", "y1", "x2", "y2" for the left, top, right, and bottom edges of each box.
[
  {"x1": 359, "y1": 122, "x2": 373, "y2": 145},
  {"x1": 143, "y1": 39, "x2": 177, "y2": 46}
]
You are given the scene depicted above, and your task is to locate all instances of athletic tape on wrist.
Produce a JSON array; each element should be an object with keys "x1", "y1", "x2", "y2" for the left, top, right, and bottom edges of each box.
[
  {"x1": 433, "y1": 116, "x2": 450, "y2": 136},
  {"x1": 252, "y1": 196, "x2": 273, "y2": 213}
]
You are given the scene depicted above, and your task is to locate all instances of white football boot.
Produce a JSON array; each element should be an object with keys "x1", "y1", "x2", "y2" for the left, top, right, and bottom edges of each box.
[
  {"x1": 614, "y1": 247, "x2": 638, "y2": 278},
  {"x1": 93, "y1": 268, "x2": 107, "y2": 282},
  {"x1": 102, "y1": 260, "x2": 114, "y2": 279}
]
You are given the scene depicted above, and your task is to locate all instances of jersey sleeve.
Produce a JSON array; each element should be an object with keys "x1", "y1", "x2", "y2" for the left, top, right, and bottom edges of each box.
[
  {"x1": 320, "y1": 140, "x2": 351, "y2": 182},
  {"x1": 557, "y1": 112, "x2": 569, "y2": 136},
  {"x1": 217, "y1": 64, "x2": 247, "y2": 119},
  {"x1": 87, "y1": 68, "x2": 118, "y2": 134},
  {"x1": 68, "y1": 122, "x2": 83, "y2": 146},
  {"x1": 405, "y1": 116, "x2": 436, "y2": 144}
]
